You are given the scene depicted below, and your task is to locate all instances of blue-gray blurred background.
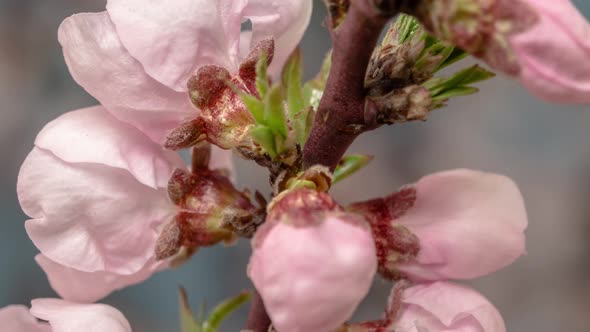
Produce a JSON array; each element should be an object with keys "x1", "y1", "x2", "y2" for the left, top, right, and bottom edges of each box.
[{"x1": 1, "y1": 0, "x2": 589, "y2": 331}]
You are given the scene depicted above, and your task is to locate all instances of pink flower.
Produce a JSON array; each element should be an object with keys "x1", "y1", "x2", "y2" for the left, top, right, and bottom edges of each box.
[
  {"x1": 248, "y1": 189, "x2": 377, "y2": 332},
  {"x1": 350, "y1": 169, "x2": 527, "y2": 281},
  {"x1": 392, "y1": 282, "x2": 506, "y2": 332},
  {"x1": 35, "y1": 254, "x2": 162, "y2": 304},
  {"x1": 59, "y1": 0, "x2": 313, "y2": 144},
  {"x1": 30, "y1": 299, "x2": 132, "y2": 332},
  {"x1": 344, "y1": 281, "x2": 505, "y2": 332},
  {"x1": 0, "y1": 305, "x2": 50, "y2": 332},
  {"x1": 510, "y1": 0, "x2": 590, "y2": 103},
  {"x1": 414, "y1": 0, "x2": 590, "y2": 103},
  {"x1": 17, "y1": 107, "x2": 242, "y2": 302}
]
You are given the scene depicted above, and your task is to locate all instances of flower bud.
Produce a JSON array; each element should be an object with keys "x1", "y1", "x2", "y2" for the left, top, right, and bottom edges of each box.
[
  {"x1": 248, "y1": 189, "x2": 377, "y2": 332},
  {"x1": 412, "y1": 0, "x2": 590, "y2": 103},
  {"x1": 165, "y1": 39, "x2": 276, "y2": 150},
  {"x1": 155, "y1": 167, "x2": 257, "y2": 260},
  {"x1": 350, "y1": 169, "x2": 527, "y2": 281}
]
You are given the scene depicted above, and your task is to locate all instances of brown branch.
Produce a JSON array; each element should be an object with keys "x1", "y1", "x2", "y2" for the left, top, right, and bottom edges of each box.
[
  {"x1": 245, "y1": 290, "x2": 272, "y2": 332},
  {"x1": 302, "y1": 0, "x2": 416, "y2": 170}
]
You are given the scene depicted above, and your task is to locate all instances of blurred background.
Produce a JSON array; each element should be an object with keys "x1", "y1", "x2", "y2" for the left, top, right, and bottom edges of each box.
[{"x1": 1, "y1": 0, "x2": 589, "y2": 331}]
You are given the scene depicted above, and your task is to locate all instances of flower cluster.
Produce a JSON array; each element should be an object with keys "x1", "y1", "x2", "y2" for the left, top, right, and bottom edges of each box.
[
  {"x1": 5, "y1": 0, "x2": 590, "y2": 331},
  {"x1": 7, "y1": 0, "x2": 312, "y2": 329},
  {"x1": 248, "y1": 170, "x2": 527, "y2": 331}
]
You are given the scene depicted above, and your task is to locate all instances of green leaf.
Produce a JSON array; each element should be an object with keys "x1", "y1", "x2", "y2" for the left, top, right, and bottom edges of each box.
[
  {"x1": 395, "y1": 14, "x2": 421, "y2": 44},
  {"x1": 282, "y1": 49, "x2": 307, "y2": 144},
  {"x1": 432, "y1": 86, "x2": 479, "y2": 101},
  {"x1": 264, "y1": 85, "x2": 288, "y2": 138},
  {"x1": 179, "y1": 288, "x2": 201, "y2": 332},
  {"x1": 425, "y1": 65, "x2": 495, "y2": 99},
  {"x1": 442, "y1": 64, "x2": 495, "y2": 88},
  {"x1": 202, "y1": 292, "x2": 252, "y2": 332},
  {"x1": 250, "y1": 125, "x2": 277, "y2": 157},
  {"x1": 333, "y1": 155, "x2": 374, "y2": 184},
  {"x1": 256, "y1": 51, "x2": 270, "y2": 98},
  {"x1": 436, "y1": 47, "x2": 468, "y2": 71},
  {"x1": 241, "y1": 93, "x2": 265, "y2": 124}
]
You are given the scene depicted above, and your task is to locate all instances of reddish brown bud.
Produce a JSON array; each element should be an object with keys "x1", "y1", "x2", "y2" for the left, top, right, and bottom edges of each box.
[
  {"x1": 164, "y1": 119, "x2": 204, "y2": 150},
  {"x1": 239, "y1": 37, "x2": 275, "y2": 89},
  {"x1": 188, "y1": 65, "x2": 233, "y2": 109},
  {"x1": 155, "y1": 218, "x2": 182, "y2": 260},
  {"x1": 157, "y1": 167, "x2": 258, "y2": 260},
  {"x1": 187, "y1": 65, "x2": 254, "y2": 149}
]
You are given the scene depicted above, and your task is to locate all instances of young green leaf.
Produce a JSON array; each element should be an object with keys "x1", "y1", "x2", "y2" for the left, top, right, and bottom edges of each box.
[
  {"x1": 264, "y1": 85, "x2": 288, "y2": 139},
  {"x1": 250, "y1": 125, "x2": 277, "y2": 157},
  {"x1": 282, "y1": 49, "x2": 307, "y2": 144},
  {"x1": 179, "y1": 288, "x2": 201, "y2": 332},
  {"x1": 425, "y1": 65, "x2": 495, "y2": 99},
  {"x1": 256, "y1": 51, "x2": 270, "y2": 98},
  {"x1": 333, "y1": 155, "x2": 374, "y2": 184},
  {"x1": 395, "y1": 14, "x2": 421, "y2": 44},
  {"x1": 241, "y1": 93, "x2": 265, "y2": 124},
  {"x1": 202, "y1": 292, "x2": 252, "y2": 332}
]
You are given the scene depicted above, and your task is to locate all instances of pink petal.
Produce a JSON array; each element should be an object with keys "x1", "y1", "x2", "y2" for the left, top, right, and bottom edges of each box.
[
  {"x1": 18, "y1": 108, "x2": 181, "y2": 274},
  {"x1": 30, "y1": 299, "x2": 132, "y2": 332},
  {"x1": 396, "y1": 169, "x2": 527, "y2": 281},
  {"x1": 34, "y1": 106, "x2": 185, "y2": 189},
  {"x1": 0, "y1": 305, "x2": 50, "y2": 332},
  {"x1": 106, "y1": 0, "x2": 248, "y2": 91},
  {"x1": 394, "y1": 282, "x2": 505, "y2": 332},
  {"x1": 511, "y1": 0, "x2": 590, "y2": 103},
  {"x1": 36, "y1": 254, "x2": 165, "y2": 303},
  {"x1": 249, "y1": 213, "x2": 376, "y2": 332},
  {"x1": 243, "y1": 0, "x2": 313, "y2": 76},
  {"x1": 58, "y1": 12, "x2": 193, "y2": 143}
]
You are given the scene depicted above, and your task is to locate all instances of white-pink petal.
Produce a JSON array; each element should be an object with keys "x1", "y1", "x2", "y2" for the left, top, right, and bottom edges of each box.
[
  {"x1": 0, "y1": 305, "x2": 50, "y2": 332},
  {"x1": 393, "y1": 282, "x2": 506, "y2": 332},
  {"x1": 30, "y1": 299, "x2": 132, "y2": 332},
  {"x1": 59, "y1": 12, "x2": 193, "y2": 144},
  {"x1": 35, "y1": 106, "x2": 185, "y2": 188},
  {"x1": 249, "y1": 213, "x2": 376, "y2": 332},
  {"x1": 36, "y1": 254, "x2": 164, "y2": 303},
  {"x1": 243, "y1": 0, "x2": 313, "y2": 76},
  {"x1": 511, "y1": 0, "x2": 590, "y2": 103},
  {"x1": 106, "y1": 0, "x2": 248, "y2": 91},
  {"x1": 18, "y1": 108, "x2": 180, "y2": 275},
  {"x1": 396, "y1": 169, "x2": 527, "y2": 281}
]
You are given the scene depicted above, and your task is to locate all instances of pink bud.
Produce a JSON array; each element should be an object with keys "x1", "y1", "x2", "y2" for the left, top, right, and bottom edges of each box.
[
  {"x1": 393, "y1": 281, "x2": 506, "y2": 332},
  {"x1": 248, "y1": 190, "x2": 377, "y2": 332}
]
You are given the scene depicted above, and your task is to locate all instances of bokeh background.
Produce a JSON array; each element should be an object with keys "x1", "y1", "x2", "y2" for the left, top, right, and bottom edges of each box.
[{"x1": 1, "y1": 0, "x2": 589, "y2": 331}]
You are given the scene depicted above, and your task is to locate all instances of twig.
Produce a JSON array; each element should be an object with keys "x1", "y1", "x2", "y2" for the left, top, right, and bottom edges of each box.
[{"x1": 302, "y1": 0, "x2": 415, "y2": 170}]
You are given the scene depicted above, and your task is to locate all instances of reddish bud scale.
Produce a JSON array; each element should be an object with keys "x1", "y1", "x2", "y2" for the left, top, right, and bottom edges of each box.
[
  {"x1": 349, "y1": 186, "x2": 420, "y2": 280},
  {"x1": 254, "y1": 188, "x2": 342, "y2": 249},
  {"x1": 165, "y1": 39, "x2": 276, "y2": 150}
]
